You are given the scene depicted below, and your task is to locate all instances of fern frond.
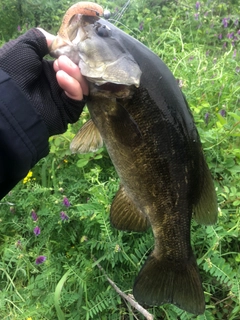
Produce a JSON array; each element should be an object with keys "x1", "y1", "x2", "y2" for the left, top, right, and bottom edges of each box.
[{"x1": 203, "y1": 256, "x2": 236, "y2": 288}]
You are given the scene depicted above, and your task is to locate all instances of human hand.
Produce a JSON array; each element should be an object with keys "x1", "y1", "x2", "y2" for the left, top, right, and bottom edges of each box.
[
  {"x1": 0, "y1": 28, "x2": 88, "y2": 136},
  {"x1": 37, "y1": 28, "x2": 89, "y2": 100}
]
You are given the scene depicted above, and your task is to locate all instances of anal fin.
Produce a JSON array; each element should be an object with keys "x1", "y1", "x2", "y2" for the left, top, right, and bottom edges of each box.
[
  {"x1": 110, "y1": 186, "x2": 149, "y2": 232},
  {"x1": 70, "y1": 119, "x2": 103, "y2": 154}
]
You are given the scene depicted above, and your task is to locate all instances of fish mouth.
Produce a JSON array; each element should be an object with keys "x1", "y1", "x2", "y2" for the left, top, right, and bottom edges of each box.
[
  {"x1": 90, "y1": 82, "x2": 135, "y2": 99},
  {"x1": 49, "y1": 14, "x2": 98, "y2": 53},
  {"x1": 96, "y1": 83, "x2": 128, "y2": 92}
]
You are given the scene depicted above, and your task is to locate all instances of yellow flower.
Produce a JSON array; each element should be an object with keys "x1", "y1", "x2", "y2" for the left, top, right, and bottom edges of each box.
[
  {"x1": 26, "y1": 317, "x2": 32, "y2": 320},
  {"x1": 23, "y1": 171, "x2": 33, "y2": 184}
]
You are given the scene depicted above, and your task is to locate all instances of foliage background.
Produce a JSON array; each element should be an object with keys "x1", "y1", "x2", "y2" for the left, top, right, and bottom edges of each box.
[{"x1": 0, "y1": 0, "x2": 239, "y2": 319}]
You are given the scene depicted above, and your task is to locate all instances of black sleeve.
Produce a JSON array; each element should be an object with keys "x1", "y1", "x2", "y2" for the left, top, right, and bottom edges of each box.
[
  {"x1": 0, "y1": 28, "x2": 86, "y2": 137},
  {"x1": 0, "y1": 69, "x2": 49, "y2": 199}
]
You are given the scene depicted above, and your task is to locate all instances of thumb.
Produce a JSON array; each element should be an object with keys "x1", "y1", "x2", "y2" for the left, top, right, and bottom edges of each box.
[{"x1": 37, "y1": 28, "x2": 56, "y2": 48}]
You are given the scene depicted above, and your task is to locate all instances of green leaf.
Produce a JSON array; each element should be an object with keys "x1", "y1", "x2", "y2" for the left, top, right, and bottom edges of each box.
[
  {"x1": 54, "y1": 269, "x2": 72, "y2": 320},
  {"x1": 77, "y1": 159, "x2": 89, "y2": 168},
  {"x1": 228, "y1": 112, "x2": 240, "y2": 121},
  {"x1": 216, "y1": 113, "x2": 227, "y2": 125}
]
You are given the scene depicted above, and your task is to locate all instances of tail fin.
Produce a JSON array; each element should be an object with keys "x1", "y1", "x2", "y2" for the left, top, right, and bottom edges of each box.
[{"x1": 133, "y1": 253, "x2": 205, "y2": 315}]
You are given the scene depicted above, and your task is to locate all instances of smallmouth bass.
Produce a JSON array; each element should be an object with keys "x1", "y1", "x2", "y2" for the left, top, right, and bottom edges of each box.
[{"x1": 50, "y1": 2, "x2": 218, "y2": 315}]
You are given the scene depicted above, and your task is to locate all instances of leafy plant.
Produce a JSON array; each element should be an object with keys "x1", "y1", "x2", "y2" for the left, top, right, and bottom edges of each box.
[{"x1": 0, "y1": 0, "x2": 240, "y2": 319}]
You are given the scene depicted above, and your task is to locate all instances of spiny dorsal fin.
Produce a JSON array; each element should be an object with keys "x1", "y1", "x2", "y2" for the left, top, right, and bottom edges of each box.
[
  {"x1": 193, "y1": 160, "x2": 218, "y2": 225},
  {"x1": 70, "y1": 119, "x2": 103, "y2": 154},
  {"x1": 110, "y1": 185, "x2": 150, "y2": 232},
  {"x1": 133, "y1": 252, "x2": 205, "y2": 315}
]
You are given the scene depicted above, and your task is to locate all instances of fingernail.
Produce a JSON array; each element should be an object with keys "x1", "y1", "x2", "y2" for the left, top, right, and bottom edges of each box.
[
  {"x1": 54, "y1": 59, "x2": 59, "y2": 71},
  {"x1": 68, "y1": 59, "x2": 77, "y2": 68}
]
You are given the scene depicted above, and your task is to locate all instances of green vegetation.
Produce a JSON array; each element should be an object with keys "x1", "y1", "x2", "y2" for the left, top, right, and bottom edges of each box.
[{"x1": 0, "y1": 0, "x2": 239, "y2": 319}]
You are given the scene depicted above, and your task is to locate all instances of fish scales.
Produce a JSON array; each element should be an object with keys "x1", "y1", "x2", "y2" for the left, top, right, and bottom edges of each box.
[
  {"x1": 88, "y1": 84, "x2": 195, "y2": 244},
  {"x1": 87, "y1": 84, "x2": 204, "y2": 313},
  {"x1": 50, "y1": 3, "x2": 218, "y2": 315}
]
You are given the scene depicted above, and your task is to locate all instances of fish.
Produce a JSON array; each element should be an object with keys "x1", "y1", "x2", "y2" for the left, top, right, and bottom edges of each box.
[{"x1": 50, "y1": 2, "x2": 218, "y2": 315}]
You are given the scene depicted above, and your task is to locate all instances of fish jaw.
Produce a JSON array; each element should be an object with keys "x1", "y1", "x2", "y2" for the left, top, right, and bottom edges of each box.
[{"x1": 53, "y1": 2, "x2": 104, "y2": 46}]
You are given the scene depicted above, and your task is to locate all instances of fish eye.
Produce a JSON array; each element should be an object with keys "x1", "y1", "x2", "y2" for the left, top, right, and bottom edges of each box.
[
  {"x1": 103, "y1": 10, "x2": 111, "y2": 20},
  {"x1": 94, "y1": 23, "x2": 111, "y2": 37}
]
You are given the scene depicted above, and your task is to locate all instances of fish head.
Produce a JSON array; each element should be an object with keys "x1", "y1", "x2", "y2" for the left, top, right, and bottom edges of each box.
[{"x1": 50, "y1": 14, "x2": 142, "y2": 88}]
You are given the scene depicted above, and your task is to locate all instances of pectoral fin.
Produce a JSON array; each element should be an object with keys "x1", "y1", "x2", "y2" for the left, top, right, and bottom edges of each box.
[
  {"x1": 108, "y1": 101, "x2": 142, "y2": 148},
  {"x1": 193, "y1": 160, "x2": 218, "y2": 225},
  {"x1": 110, "y1": 185, "x2": 149, "y2": 232},
  {"x1": 70, "y1": 119, "x2": 103, "y2": 154}
]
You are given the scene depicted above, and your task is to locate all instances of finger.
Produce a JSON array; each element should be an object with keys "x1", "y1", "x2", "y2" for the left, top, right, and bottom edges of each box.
[
  {"x1": 56, "y1": 70, "x2": 84, "y2": 100},
  {"x1": 54, "y1": 55, "x2": 89, "y2": 96},
  {"x1": 37, "y1": 28, "x2": 56, "y2": 48},
  {"x1": 53, "y1": 59, "x2": 60, "y2": 72}
]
